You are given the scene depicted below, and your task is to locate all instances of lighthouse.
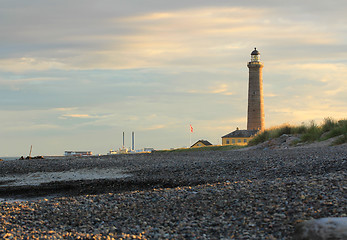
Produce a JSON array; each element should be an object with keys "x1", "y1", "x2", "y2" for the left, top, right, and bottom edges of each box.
[{"x1": 247, "y1": 48, "x2": 264, "y2": 131}]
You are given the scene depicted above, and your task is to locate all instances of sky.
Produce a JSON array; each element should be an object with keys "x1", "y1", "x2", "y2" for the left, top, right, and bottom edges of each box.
[{"x1": 1, "y1": 0, "x2": 346, "y2": 156}]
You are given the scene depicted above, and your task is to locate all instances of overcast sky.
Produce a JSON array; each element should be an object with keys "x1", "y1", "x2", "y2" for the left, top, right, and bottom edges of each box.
[{"x1": 1, "y1": 0, "x2": 346, "y2": 156}]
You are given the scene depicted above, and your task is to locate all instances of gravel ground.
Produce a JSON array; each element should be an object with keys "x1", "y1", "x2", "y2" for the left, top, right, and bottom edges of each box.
[{"x1": 0, "y1": 145, "x2": 346, "y2": 239}]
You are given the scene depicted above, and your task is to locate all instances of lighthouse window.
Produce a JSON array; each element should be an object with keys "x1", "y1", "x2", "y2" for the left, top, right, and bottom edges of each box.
[{"x1": 251, "y1": 55, "x2": 260, "y2": 62}]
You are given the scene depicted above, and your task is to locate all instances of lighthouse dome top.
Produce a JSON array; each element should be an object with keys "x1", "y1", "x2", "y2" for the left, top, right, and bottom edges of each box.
[
  {"x1": 251, "y1": 48, "x2": 260, "y2": 55},
  {"x1": 250, "y1": 48, "x2": 261, "y2": 63}
]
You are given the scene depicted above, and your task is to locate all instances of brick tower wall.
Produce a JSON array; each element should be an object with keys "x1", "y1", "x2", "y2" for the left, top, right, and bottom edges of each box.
[{"x1": 247, "y1": 62, "x2": 264, "y2": 131}]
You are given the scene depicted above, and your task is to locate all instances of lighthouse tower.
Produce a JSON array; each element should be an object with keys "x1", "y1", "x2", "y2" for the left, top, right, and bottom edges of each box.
[{"x1": 247, "y1": 48, "x2": 264, "y2": 131}]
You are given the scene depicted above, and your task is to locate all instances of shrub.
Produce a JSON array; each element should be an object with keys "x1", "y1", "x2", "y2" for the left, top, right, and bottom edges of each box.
[
  {"x1": 321, "y1": 119, "x2": 347, "y2": 140},
  {"x1": 301, "y1": 121, "x2": 322, "y2": 142},
  {"x1": 276, "y1": 125, "x2": 292, "y2": 136},
  {"x1": 292, "y1": 125, "x2": 308, "y2": 134},
  {"x1": 248, "y1": 130, "x2": 270, "y2": 146},
  {"x1": 249, "y1": 124, "x2": 302, "y2": 146},
  {"x1": 321, "y1": 117, "x2": 338, "y2": 133}
]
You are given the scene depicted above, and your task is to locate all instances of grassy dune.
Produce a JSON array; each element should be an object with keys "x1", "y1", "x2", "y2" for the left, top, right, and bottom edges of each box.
[{"x1": 249, "y1": 118, "x2": 347, "y2": 146}]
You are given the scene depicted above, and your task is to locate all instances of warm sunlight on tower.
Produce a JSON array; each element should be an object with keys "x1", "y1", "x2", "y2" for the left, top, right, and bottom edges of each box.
[{"x1": 247, "y1": 48, "x2": 264, "y2": 131}]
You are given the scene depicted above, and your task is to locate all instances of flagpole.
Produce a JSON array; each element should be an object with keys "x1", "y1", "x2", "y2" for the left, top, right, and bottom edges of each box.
[
  {"x1": 189, "y1": 124, "x2": 193, "y2": 147},
  {"x1": 190, "y1": 131, "x2": 191, "y2": 147}
]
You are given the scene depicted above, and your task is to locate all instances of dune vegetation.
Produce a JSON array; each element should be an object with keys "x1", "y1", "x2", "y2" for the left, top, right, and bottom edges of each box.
[{"x1": 248, "y1": 118, "x2": 347, "y2": 146}]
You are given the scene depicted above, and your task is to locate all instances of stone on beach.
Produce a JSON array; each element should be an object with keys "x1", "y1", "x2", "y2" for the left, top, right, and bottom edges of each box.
[{"x1": 293, "y1": 217, "x2": 347, "y2": 240}]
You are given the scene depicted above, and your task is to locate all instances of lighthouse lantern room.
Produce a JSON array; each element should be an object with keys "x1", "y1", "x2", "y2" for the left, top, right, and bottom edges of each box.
[{"x1": 251, "y1": 48, "x2": 260, "y2": 62}]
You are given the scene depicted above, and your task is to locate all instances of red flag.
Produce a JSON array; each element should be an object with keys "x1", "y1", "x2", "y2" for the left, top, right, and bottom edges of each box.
[{"x1": 190, "y1": 124, "x2": 193, "y2": 133}]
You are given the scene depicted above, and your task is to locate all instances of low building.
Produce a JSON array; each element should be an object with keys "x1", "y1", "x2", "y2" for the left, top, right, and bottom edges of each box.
[
  {"x1": 221, "y1": 128, "x2": 258, "y2": 146},
  {"x1": 143, "y1": 148, "x2": 154, "y2": 153},
  {"x1": 64, "y1": 151, "x2": 93, "y2": 156},
  {"x1": 108, "y1": 148, "x2": 154, "y2": 155},
  {"x1": 191, "y1": 140, "x2": 213, "y2": 148}
]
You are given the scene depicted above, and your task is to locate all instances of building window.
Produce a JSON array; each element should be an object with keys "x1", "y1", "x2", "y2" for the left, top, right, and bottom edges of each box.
[
  {"x1": 244, "y1": 139, "x2": 247, "y2": 143},
  {"x1": 232, "y1": 139, "x2": 235, "y2": 144},
  {"x1": 226, "y1": 140, "x2": 230, "y2": 144},
  {"x1": 238, "y1": 139, "x2": 241, "y2": 143}
]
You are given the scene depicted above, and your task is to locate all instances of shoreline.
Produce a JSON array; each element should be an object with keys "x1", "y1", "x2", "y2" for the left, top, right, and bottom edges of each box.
[
  {"x1": 0, "y1": 145, "x2": 346, "y2": 199},
  {"x1": 0, "y1": 145, "x2": 346, "y2": 239}
]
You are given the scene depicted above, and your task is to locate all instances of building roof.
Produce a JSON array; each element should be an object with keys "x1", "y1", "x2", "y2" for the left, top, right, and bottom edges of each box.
[
  {"x1": 251, "y1": 47, "x2": 260, "y2": 55},
  {"x1": 191, "y1": 140, "x2": 213, "y2": 147},
  {"x1": 222, "y1": 129, "x2": 258, "y2": 138}
]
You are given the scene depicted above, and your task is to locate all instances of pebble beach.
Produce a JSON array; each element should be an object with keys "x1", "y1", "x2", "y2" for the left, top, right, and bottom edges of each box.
[{"x1": 0, "y1": 145, "x2": 346, "y2": 239}]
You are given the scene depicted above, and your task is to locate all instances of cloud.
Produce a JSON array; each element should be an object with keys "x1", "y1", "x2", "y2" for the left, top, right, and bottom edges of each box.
[
  {"x1": 0, "y1": 75, "x2": 67, "y2": 91},
  {"x1": 209, "y1": 84, "x2": 233, "y2": 95},
  {"x1": 5, "y1": 123, "x2": 60, "y2": 132},
  {"x1": 264, "y1": 93, "x2": 278, "y2": 97},
  {"x1": 100, "y1": 6, "x2": 342, "y2": 69},
  {"x1": 0, "y1": 58, "x2": 67, "y2": 73},
  {"x1": 0, "y1": 108, "x2": 61, "y2": 133},
  {"x1": 186, "y1": 83, "x2": 234, "y2": 96},
  {"x1": 140, "y1": 124, "x2": 167, "y2": 131},
  {"x1": 53, "y1": 107, "x2": 78, "y2": 112},
  {"x1": 61, "y1": 114, "x2": 99, "y2": 119},
  {"x1": 1, "y1": 6, "x2": 343, "y2": 72}
]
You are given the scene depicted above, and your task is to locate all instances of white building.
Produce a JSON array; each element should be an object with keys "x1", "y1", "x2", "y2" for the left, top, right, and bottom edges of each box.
[{"x1": 64, "y1": 151, "x2": 92, "y2": 156}]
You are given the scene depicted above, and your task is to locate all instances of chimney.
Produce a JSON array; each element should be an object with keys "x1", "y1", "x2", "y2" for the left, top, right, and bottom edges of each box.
[
  {"x1": 132, "y1": 132, "x2": 135, "y2": 151},
  {"x1": 122, "y1": 132, "x2": 125, "y2": 149}
]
